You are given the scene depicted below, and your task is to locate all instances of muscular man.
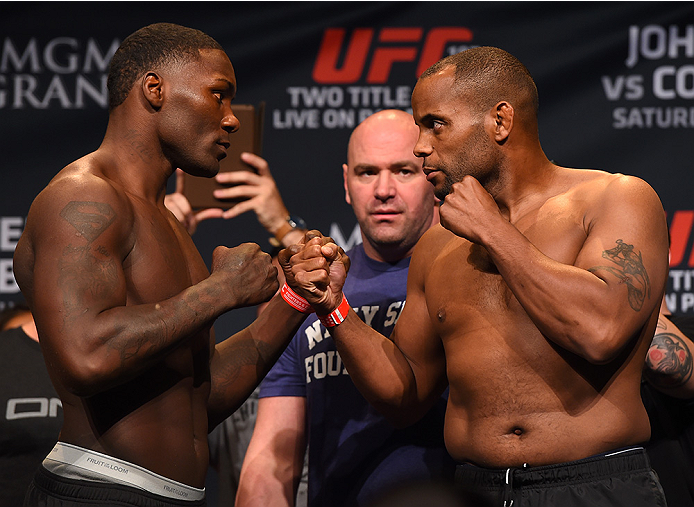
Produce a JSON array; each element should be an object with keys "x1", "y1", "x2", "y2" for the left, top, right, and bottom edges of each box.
[
  {"x1": 285, "y1": 47, "x2": 670, "y2": 506},
  {"x1": 236, "y1": 110, "x2": 454, "y2": 507},
  {"x1": 13, "y1": 23, "x2": 308, "y2": 507}
]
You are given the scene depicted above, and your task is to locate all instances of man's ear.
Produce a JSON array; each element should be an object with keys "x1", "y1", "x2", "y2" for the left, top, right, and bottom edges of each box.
[
  {"x1": 491, "y1": 101, "x2": 513, "y2": 143},
  {"x1": 343, "y1": 163, "x2": 352, "y2": 205},
  {"x1": 142, "y1": 72, "x2": 164, "y2": 110}
]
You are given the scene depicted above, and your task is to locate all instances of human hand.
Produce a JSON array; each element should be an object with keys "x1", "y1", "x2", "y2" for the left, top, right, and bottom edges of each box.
[
  {"x1": 278, "y1": 230, "x2": 350, "y2": 314},
  {"x1": 439, "y1": 175, "x2": 505, "y2": 244},
  {"x1": 212, "y1": 153, "x2": 292, "y2": 236},
  {"x1": 165, "y1": 169, "x2": 225, "y2": 234},
  {"x1": 210, "y1": 243, "x2": 279, "y2": 309}
]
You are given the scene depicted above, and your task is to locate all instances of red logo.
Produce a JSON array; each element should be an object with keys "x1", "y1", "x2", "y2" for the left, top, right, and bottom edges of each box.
[
  {"x1": 313, "y1": 27, "x2": 474, "y2": 84},
  {"x1": 669, "y1": 210, "x2": 694, "y2": 267}
]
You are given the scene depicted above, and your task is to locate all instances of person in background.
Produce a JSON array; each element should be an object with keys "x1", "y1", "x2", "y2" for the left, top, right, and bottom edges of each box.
[
  {"x1": 167, "y1": 110, "x2": 450, "y2": 507},
  {"x1": 0, "y1": 303, "x2": 61, "y2": 506},
  {"x1": 165, "y1": 152, "x2": 306, "y2": 248},
  {"x1": 642, "y1": 297, "x2": 694, "y2": 507}
]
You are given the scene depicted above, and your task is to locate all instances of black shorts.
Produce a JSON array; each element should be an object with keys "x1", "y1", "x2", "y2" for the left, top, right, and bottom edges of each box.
[
  {"x1": 454, "y1": 448, "x2": 667, "y2": 507},
  {"x1": 24, "y1": 465, "x2": 207, "y2": 507}
]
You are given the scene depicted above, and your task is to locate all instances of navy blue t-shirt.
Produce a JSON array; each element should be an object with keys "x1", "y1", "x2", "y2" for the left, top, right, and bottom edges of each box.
[{"x1": 261, "y1": 244, "x2": 454, "y2": 507}]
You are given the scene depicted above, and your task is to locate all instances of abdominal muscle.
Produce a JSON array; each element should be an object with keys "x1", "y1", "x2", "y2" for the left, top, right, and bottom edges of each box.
[
  {"x1": 57, "y1": 357, "x2": 212, "y2": 487},
  {"x1": 439, "y1": 322, "x2": 651, "y2": 468}
]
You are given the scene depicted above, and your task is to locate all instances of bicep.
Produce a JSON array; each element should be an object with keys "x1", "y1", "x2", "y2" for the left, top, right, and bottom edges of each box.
[
  {"x1": 29, "y1": 189, "x2": 130, "y2": 352},
  {"x1": 575, "y1": 177, "x2": 668, "y2": 327},
  {"x1": 390, "y1": 248, "x2": 447, "y2": 404}
]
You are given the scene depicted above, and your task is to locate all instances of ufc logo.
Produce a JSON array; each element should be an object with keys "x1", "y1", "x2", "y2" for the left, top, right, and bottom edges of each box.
[
  {"x1": 669, "y1": 210, "x2": 694, "y2": 267},
  {"x1": 313, "y1": 27, "x2": 473, "y2": 84}
]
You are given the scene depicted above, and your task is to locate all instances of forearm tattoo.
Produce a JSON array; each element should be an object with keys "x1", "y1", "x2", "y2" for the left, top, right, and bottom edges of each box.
[
  {"x1": 213, "y1": 339, "x2": 273, "y2": 392},
  {"x1": 58, "y1": 201, "x2": 118, "y2": 321},
  {"x1": 646, "y1": 331, "x2": 693, "y2": 388},
  {"x1": 588, "y1": 239, "x2": 650, "y2": 311}
]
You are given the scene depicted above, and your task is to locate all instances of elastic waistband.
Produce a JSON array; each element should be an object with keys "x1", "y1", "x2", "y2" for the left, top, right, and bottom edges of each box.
[
  {"x1": 456, "y1": 447, "x2": 650, "y2": 487},
  {"x1": 43, "y1": 442, "x2": 205, "y2": 501}
]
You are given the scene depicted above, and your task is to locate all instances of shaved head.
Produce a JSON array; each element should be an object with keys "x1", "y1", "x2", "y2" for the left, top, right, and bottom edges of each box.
[
  {"x1": 342, "y1": 109, "x2": 435, "y2": 263},
  {"x1": 347, "y1": 109, "x2": 419, "y2": 166}
]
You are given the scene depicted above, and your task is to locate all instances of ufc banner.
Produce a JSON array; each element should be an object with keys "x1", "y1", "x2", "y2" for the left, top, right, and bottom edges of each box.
[{"x1": 1, "y1": 2, "x2": 692, "y2": 340}]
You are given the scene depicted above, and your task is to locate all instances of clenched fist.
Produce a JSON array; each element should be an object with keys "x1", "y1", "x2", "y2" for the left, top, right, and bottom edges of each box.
[
  {"x1": 211, "y1": 243, "x2": 279, "y2": 308},
  {"x1": 278, "y1": 230, "x2": 350, "y2": 314}
]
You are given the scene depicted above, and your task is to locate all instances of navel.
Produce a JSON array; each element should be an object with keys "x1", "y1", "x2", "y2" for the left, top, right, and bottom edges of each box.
[
  {"x1": 437, "y1": 308, "x2": 446, "y2": 323},
  {"x1": 512, "y1": 427, "x2": 524, "y2": 437}
]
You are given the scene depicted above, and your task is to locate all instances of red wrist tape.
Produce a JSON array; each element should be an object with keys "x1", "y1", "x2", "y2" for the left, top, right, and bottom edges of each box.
[
  {"x1": 317, "y1": 293, "x2": 350, "y2": 328},
  {"x1": 280, "y1": 283, "x2": 313, "y2": 314}
]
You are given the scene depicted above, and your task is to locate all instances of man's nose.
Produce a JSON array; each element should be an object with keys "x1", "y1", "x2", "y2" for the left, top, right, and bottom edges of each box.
[
  {"x1": 413, "y1": 133, "x2": 432, "y2": 158},
  {"x1": 374, "y1": 171, "x2": 396, "y2": 201},
  {"x1": 223, "y1": 108, "x2": 240, "y2": 134}
]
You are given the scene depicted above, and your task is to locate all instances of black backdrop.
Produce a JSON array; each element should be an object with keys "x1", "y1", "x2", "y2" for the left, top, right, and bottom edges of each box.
[{"x1": 2, "y1": 1, "x2": 693, "y2": 343}]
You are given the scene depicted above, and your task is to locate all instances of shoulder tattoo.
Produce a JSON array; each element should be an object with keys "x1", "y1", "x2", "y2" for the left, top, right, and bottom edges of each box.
[
  {"x1": 58, "y1": 201, "x2": 118, "y2": 321},
  {"x1": 588, "y1": 239, "x2": 650, "y2": 311},
  {"x1": 60, "y1": 201, "x2": 116, "y2": 243},
  {"x1": 646, "y1": 331, "x2": 693, "y2": 388}
]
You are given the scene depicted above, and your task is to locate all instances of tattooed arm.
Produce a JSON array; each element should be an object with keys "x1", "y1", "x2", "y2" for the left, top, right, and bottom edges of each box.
[
  {"x1": 644, "y1": 314, "x2": 694, "y2": 398},
  {"x1": 15, "y1": 172, "x2": 278, "y2": 397},
  {"x1": 438, "y1": 172, "x2": 670, "y2": 363},
  {"x1": 207, "y1": 293, "x2": 306, "y2": 429}
]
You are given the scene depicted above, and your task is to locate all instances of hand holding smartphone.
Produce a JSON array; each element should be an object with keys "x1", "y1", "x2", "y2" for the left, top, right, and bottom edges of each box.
[{"x1": 182, "y1": 103, "x2": 264, "y2": 209}]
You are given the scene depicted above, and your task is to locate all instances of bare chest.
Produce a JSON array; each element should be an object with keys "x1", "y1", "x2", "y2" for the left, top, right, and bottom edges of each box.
[
  {"x1": 121, "y1": 211, "x2": 212, "y2": 377},
  {"x1": 123, "y1": 211, "x2": 209, "y2": 305},
  {"x1": 426, "y1": 202, "x2": 588, "y2": 337}
]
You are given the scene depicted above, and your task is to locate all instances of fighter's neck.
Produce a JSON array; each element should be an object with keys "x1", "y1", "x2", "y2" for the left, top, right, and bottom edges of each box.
[
  {"x1": 96, "y1": 121, "x2": 172, "y2": 203},
  {"x1": 491, "y1": 160, "x2": 558, "y2": 221}
]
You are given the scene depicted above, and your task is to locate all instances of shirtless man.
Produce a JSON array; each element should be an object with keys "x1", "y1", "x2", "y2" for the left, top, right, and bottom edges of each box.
[
  {"x1": 282, "y1": 47, "x2": 670, "y2": 506},
  {"x1": 13, "y1": 23, "x2": 307, "y2": 507}
]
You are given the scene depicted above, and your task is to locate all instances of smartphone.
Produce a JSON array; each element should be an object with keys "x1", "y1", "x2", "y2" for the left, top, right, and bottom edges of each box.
[{"x1": 182, "y1": 103, "x2": 264, "y2": 209}]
